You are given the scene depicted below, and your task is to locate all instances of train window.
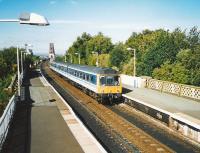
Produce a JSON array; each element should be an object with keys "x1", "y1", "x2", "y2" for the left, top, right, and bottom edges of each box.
[
  {"x1": 91, "y1": 75, "x2": 97, "y2": 84},
  {"x1": 100, "y1": 76, "x2": 119, "y2": 86},
  {"x1": 80, "y1": 72, "x2": 83, "y2": 78},
  {"x1": 100, "y1": 76, "x2": 106, "y2": 86},
  {"x1": 114, "y1": 76, "x2": 120, "y2": 85},
  {"x1": 86, "y1": 74, "x2": 89, "y2": 81},
  {"x1": 106, "y1": 76, "x2": 114, "y2": 86},
  {"x1": 106, "y1": 76, "x2": 120, "y2": 86}
]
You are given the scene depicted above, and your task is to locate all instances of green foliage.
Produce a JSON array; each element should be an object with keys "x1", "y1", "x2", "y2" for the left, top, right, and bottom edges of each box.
[
  {"x1": 109, "y1": 43, "x2": 128, "y2": 69},
  {"x1": 66, "y1": 27, "x2": 200, "y2": 86},
  {"x1": 67, "y1": 32, "x2": 92, "y2": 64},
  {"x1": 0, "y1": 47, "x2": 31, "y2": 106},
  {"x1": 66, "y1": 32, "x2": 113, "y2": 65},
  {"x1": 55, "y1": 55, "x2": 65, "y2": 62},
  {"x1": 86, "y1": 32, "x2": 113, "y2": 55},
  {"x1": 99, "y1": 54, "x2": 110, "y2": 67},
  {"x1": 153, "y1": 61, "x2": 189, "y2": 84},
  {"x1": 87, "y1": 54, "x2": 110, "y2": 67},
  {"x1": 122, "y1": 58, "x2": 135, "y2": 75}
]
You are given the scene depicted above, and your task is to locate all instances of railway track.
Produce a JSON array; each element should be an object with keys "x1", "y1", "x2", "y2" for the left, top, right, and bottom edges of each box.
[
  {"x1": 108, "y1": 104, "x2": 200, "y2": 153},
  {"x1": 42, "y1": 62, "x2": 174, "y2": 153}
]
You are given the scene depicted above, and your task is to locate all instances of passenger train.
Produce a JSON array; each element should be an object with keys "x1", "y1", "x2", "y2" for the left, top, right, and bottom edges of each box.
[{"x1": 50, "y1": 62, "x2": 122, "y2": 104}]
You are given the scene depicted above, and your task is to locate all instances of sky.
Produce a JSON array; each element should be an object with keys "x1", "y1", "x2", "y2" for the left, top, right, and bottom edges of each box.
[{"x1": 0, "y1": 0, "x2": 200, "y2": 55}]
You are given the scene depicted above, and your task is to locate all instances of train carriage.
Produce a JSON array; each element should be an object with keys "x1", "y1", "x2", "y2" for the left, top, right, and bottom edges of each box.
[{"x1": 50, "y1": 62, "x2": 122, "y2": 104}]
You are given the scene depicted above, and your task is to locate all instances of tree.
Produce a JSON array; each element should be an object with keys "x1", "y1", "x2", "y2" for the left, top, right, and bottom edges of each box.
[
  {"x1": 177, "y1": 47, "x2": 200, "y2": 86},
  {"x1": 67, "y1": 32, "x2": 91, "y2": 64},
  {"x1": 122, "y1": 58, "x2": 135, "y2": 75},
  {"x1": 153, "y1": 61, "x2": 189, "y2": 84},
  {"x1": 187, "y1": 26, "x2": 200, "y2": 49},
  {"x1": 55, "y1": 55, "x2": 65, "y2": 62},
  {"x1": 109, "y1": 43, "x2": 127, "y2": 68},
  {"x1": 86, "y1": 32, "x2": 113, "y2": 55},
  {"x1": 0, "y1": 56, "x2": 7, "y2": 78},
  {"x1": 139, "y1": 30, "x2": 184, "y2": 76}
]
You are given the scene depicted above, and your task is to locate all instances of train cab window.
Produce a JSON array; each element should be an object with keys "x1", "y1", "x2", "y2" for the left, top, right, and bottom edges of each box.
[
  {"x1": 114, "y1": 76, "x2": 120, "y2": 85},
  {"x1": 100, "y1": 76, "x2": 106, "y2": 86},
  {"x1": 106, "y1": 76, "x2": 120, "y2": 86},
  {"x1": 100, "y1": 76, "x2": 120, "y2": 86},
  {"x1": 106, "y1": 76, "x2": 114, "y2": 86}
]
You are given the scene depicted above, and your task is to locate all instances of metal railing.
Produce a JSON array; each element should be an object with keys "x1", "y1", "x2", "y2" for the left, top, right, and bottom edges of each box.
[
  {"x1": 0, "y1": 94, "x2": 17, "y2": 149},
  {"x1": 0, "y1": 70, "x2": 25, "y2": 150}
]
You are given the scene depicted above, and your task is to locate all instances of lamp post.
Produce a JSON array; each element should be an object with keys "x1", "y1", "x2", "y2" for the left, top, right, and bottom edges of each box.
[
  {"x1": 75, "y1": 52, "x2": 80, "y2": 64},
  {"x1": 21, "y1": 50, "x2": 24, "y2": 77},
  {"x1": 64, "y1": 55, "x2": 67, "y2": 63},
  {"x1": 127, "y1": 47, "x2": 136, "y2": 77},
  {"x1": 17, "y1": 47, "x2": 21, "y2": 96},
  {"x1": 70, "y1": 54, "x2": 73, "y2": 63},
  {"x1": 92, "y1": 51, "x2": 99, "y2": 67},
  {"x1": 0, "y1": 12, "x2": 49, "y2": 99}
]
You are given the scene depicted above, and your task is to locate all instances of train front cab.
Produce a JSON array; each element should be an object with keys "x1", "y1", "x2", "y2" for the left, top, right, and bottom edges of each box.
[{"x1": 97, "y1": 74, "x2": 122, "y2": 103}]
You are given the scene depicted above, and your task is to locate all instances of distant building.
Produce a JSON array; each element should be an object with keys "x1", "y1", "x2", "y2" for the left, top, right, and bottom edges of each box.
[{"x1": 49, "y1": 43, "x2": 55, "y2": 62}]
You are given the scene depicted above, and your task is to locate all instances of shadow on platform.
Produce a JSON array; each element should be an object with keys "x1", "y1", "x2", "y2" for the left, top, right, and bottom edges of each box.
[{"x1": 0, "y1": 70, "x2": 36, "y2": 153}]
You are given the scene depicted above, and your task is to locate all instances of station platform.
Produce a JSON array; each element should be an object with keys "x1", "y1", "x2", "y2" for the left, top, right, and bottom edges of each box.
[
  {"x1": 1, "y1": 70, "x2": 105, "y2": 153},
  {"x1": 123, "y1": 88, "x2": 200, "y2": 142}
]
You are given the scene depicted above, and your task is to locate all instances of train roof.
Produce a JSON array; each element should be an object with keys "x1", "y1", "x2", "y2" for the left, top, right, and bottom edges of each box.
[{"x1": 52, "y1": 62, "x2": 118, "y2": 75}]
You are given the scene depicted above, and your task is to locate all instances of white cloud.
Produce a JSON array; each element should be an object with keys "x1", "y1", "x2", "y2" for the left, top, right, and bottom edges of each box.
[{"x1": 50, "y1": 1, "x2": 56, "y2": 5}]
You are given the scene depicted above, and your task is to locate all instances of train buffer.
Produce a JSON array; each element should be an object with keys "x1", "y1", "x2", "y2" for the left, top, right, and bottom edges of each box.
[{"x1": 0, "y1": 69, "x2": 105, "y2": 153}]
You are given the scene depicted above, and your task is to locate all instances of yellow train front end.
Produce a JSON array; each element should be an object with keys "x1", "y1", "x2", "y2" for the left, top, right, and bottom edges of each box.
[{"x1": 97, "y1": 74, "x2": 122, "y2": 102}]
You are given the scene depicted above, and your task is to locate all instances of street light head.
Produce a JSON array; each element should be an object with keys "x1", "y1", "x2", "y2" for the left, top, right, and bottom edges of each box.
[{"x1": 19, "y1": 13, "x2": 49, "y2": 26}]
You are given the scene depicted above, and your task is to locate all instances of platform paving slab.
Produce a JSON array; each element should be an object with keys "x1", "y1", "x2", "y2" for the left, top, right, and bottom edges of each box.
[{"x1": 1, "y1": 70, "x2": 84, "y2": 153}]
